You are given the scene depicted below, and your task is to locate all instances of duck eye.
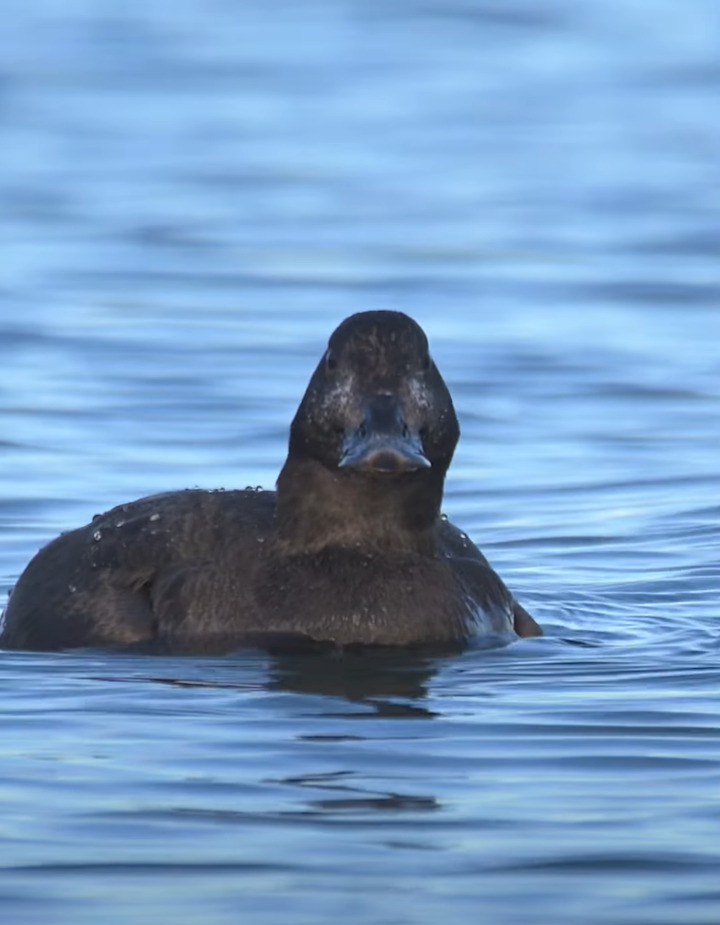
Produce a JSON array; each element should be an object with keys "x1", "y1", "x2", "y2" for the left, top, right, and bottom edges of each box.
[{"x1": 325, "y1": 350, "x2": 338, "y2": 372}]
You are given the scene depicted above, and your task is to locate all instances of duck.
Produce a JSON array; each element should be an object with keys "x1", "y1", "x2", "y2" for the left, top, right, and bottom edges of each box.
[{"x1": 0, "y1": 310, "x2": 541, "y2": 653}]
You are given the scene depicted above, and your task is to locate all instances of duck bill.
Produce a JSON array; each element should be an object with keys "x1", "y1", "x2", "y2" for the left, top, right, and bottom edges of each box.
[{"x1": 338, "y1": 396, "x2": 431, "y2": 475}]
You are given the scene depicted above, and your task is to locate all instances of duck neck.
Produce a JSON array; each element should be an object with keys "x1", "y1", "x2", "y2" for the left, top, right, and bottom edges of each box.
[{"x1": 274, "y1": 456, "x2": 445, "y2": 557}]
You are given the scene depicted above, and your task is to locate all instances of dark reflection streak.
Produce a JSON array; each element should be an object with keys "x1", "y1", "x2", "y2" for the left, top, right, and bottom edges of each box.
[
  {"x1": 87, "y1": 675, "x2": 264, "y2": 692},
  {"x1": 492, "y1": 853, "x2": 720, "y2": 874},
  {"x1": 266, "y1": 650, "x2": 447, "y2": 709},
  {"x1": 317, "y1": 702, "x2": 439, "y2": 719},
  {"x1": 88, "y1": 649, "x2": 450, "y2": 712},
  {"x1": 298, "y1": 734, "x2": 365, "y2": 742},
  {"x1": 309, "y1": 795, "x2": 438, "y2": 812},
  {"x1": 272, "y1": 770, "x2": 439, "y2": 814}
]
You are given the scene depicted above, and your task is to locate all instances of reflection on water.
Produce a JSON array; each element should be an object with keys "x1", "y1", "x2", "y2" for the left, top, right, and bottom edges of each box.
[
  {"x1": 2, "y1": 0, "x2": 720, "y2": 923},
  {"x1": 267, "y1": 651, "x2": 441, "y2": 708}
]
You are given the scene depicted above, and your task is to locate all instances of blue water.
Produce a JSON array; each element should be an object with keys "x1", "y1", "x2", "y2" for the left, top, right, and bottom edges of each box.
[{"x1": 2, "y1": 1, "x2": 720, "y2": 922}]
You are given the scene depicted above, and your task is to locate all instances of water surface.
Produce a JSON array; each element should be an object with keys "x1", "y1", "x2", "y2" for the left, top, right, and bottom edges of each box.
[{"x1": 1, "y1": 1, "x2": 720, "y2": 922}]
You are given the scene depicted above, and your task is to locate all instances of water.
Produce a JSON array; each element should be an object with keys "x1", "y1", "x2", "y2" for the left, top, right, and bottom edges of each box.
[{"x1": 1, "y1": 0, "x2": 720, "y2": 922}]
